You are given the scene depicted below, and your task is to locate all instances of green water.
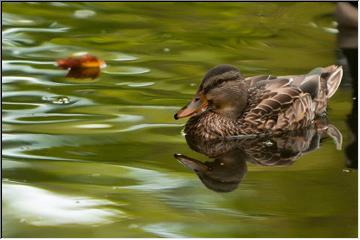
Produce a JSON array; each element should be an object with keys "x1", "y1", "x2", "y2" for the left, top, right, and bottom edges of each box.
[{"x1": 2, "y1": 2, "x2": 357, "y2": 237}]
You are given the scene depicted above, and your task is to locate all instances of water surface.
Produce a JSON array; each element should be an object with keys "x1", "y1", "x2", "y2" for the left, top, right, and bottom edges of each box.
[{"x1": 2, "y1": 2, "x2": 357, "y2": 237}]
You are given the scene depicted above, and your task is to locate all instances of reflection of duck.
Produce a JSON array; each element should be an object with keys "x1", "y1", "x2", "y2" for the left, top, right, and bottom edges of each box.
[
  {"x1": 175, "y1": 149, "x2": 247, "y2": 193},
  {"x1": 174, "y1": 65, "x2": 343, "y2": 139},
  {"x1": 174, "y1": 120, "x2": 342, "y2": 192}
]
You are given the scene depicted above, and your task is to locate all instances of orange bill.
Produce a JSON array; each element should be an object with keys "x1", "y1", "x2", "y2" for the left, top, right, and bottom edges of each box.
[{"x1": 174, "y1": 93, "x2": 208, "y2": 119}]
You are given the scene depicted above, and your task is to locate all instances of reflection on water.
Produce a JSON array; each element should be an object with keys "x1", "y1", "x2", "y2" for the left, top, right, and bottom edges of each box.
[
  {"x1": 175, "y1": 118, "x2": 342, "y2": 192},
  {"x1": 2, "y1": 2, "x2": 357, "y2": 238},
  {"x1": 3, "y1": 181, "x2": 124, "y2": 226},
  {"x1": 66, "y1": 67, "x2": 101, "y2": 79},
  {"x1": 336, "y1": 2, "x2": 358, "y2": 169}
]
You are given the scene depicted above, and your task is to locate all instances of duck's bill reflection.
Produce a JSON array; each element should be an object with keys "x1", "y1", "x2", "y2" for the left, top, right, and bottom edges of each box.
[
  {"x1": 174, "y1": 122, "x2": 343, "y2": 193},
  {"x1": 174, "y1": 153, "x2": 208, "y2": 172},
  {"x1": 174, "y1": 152, "x2": 247, "y2": 193}
]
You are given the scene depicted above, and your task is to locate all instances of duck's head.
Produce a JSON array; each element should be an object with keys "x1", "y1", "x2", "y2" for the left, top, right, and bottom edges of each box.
[{"x1": 174, "y1": 64, "x2": 247, "y2": 120}]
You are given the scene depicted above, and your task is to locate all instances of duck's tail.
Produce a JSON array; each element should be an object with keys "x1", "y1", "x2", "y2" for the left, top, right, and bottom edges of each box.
[
  {"x1": 304, "y1": 65, "x2": 343, "y2": 115},
  {"x1": 321, "y1": 65, "x2": 343, "y2": 99}
]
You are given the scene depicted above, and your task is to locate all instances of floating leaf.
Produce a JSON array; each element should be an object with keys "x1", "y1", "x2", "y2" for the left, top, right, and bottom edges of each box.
[
  {"x1": 66, "y1": 67, "x2": 100, "y2": 79},
  {"x1": 56, "y1": 53, "x2": 105, "y2": 79},
  {"x1": 57, "y1": 53, "x2": 105, "y2": 69}
]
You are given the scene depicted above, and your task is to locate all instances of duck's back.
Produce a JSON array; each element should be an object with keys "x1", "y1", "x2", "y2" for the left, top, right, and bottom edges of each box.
[
  {"x1": 240, "y1": 65, "x2": 343, "y2": 134},
  {"x1": 278, "y1": 65, "x2": 343, "y2": 114}
]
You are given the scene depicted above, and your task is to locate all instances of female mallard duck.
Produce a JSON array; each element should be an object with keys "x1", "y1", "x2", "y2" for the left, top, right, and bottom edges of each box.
[{"x1": 174, "y1": 64, "x2": 343, "y2": 139}]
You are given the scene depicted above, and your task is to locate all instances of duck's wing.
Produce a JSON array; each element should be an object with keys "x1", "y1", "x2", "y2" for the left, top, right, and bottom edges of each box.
[
  {"x1": 244, "y1": 75, "x2": 276, "y2": 88},
  {"x1": 241, "y1": 78, "x2": 315, "y2": 133},
  {"x1": 243, "y1": 65, "x2": 343, "y2": 120},
  {"x1": 280, "y1": 65, "x2": 343, "y2": 98}
]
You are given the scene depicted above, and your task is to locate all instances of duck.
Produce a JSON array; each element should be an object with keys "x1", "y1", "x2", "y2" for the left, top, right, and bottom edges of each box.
[{"x1": 174, "y1": 64, "x2": 343, "y2": 139}]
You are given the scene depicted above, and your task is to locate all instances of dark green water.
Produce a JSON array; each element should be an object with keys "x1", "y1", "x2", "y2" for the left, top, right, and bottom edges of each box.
[{"x1": 2, "y1": 2, "x2": 357, "y2": 237}]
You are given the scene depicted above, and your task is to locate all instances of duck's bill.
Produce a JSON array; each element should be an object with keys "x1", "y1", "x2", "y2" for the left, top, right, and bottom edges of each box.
[{"x1": 174, "y1": 95, "x2": 208, "y2": 119}]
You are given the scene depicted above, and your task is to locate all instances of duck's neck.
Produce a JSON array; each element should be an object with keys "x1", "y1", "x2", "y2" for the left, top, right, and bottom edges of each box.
[
  {"x1": 209, "y1": 85, "x2": 248, "y2": 120},
  {"x1": 184, "y1": 111, "x2": 242, "y2": 139}
]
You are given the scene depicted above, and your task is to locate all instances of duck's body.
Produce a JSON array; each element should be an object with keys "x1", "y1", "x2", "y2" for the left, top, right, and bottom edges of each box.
[{"x1": 175, "y1": 65, "x2": 343, "y2": 139}]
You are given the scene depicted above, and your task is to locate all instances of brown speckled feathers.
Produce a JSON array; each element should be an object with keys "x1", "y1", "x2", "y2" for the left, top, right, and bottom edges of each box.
[{"x1": 240, "y1": 78, "x2": 315, "y2": 134}]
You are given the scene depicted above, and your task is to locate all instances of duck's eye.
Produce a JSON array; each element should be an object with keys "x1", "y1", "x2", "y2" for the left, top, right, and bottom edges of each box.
[{"x1": 194, "y1": 97, "x2": 200, "y2": 101}]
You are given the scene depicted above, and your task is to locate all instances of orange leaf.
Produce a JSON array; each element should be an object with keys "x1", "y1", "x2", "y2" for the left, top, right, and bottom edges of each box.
[
  {"x1": 57, "y1": 53, "x2": 105, "y2": 69},
  {"x1": 66, "y1": 67, "x2": 100, "y2": 79}
]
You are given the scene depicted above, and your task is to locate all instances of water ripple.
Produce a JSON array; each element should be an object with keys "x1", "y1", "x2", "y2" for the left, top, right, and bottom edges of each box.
[
  {"x1": 108, "y1": 114, "x2": 144, "y2": 122},
  {"x1": 4, "y1": 42, "x2": 77, "y2": 58},
  {"x1": 5, "y1": 60, "x2": 55, "y2": 65},
  {"x1": 2, "y1": 13, "x2": 37, "y2": 26},
  {"x1": 111, "y1": 53, "x2": 137, "y2": 61},
  {"x1": 115, "y1": 166, "x2": 188, "y2": 191},
  {"x1": 103, "y1": 66, "x2": 150, "y2": 75},
  {"x1": 10, "y1": 113, "x2": 92, "y2": 124},
  {"x1": 143, "y1": 223, "x2": 186, "y2": 238},
  {"x1": 3, "y1": 26, "x2": 69, "y2": 35},
  {"x1": 116, "y1": 82, "x2": 155, "y2": 87},
  {"x1": 74, "y1": 9, "x2": 96, "y2": 19},
  {"x1": 3, "y1": 76, "x2": 70, "y2": 86},
  {"x1": 116, "y1": 123, "x2": 182, "y2": 133},
  {"x1": 3, "y1": 133, "x2": 90, "y2": 161},
  {"x1": 3, "y1": 90, "x2": 95, "y2": 126},
  {"x1": 76, "y1": 124, "x2": 112, "y2": 129},
  {"x1": 3, "y1": 61, "x2": 64, "y2": 76}
]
